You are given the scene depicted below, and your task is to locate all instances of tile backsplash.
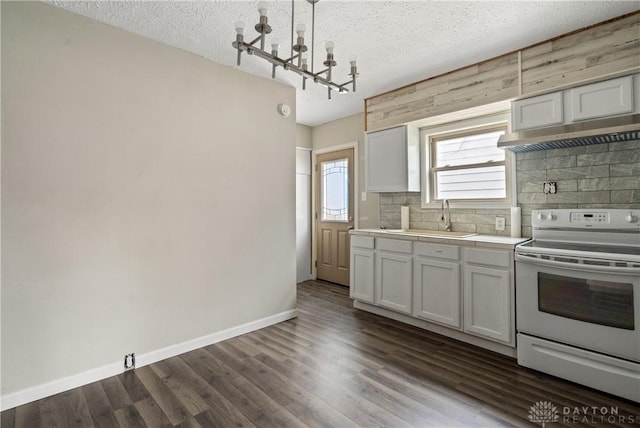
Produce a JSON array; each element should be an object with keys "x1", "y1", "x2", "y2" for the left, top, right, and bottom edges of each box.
[{"x1": 378, "y1": 140, "x2": 640, "y2": 238}]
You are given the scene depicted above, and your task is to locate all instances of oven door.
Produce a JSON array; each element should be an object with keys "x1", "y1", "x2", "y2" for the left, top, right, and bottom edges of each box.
[{"x1": 516, "y1": 253, "x2": 640, "y2": 362}]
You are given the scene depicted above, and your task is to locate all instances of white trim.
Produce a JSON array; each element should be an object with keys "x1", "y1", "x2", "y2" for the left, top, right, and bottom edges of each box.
[
  {"x1": 0, "y1": 309, "x2": 298, "y2": 411},
  {"x1": 419, "y1": 111, "x2": 515, "y2": 209},
  {"x1": 311, "y1": 142, "x2": 359, "y2": 279},
  {"x1": 313, "y1": 142, "x2": 356, "y2": 155}
]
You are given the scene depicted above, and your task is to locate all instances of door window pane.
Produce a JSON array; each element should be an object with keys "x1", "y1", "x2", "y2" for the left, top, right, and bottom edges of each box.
[
  {"x1": 538, "y1": 273, "x2": 634, "y2": 330},
  {"x1": 321, "y1": 158, "x2": 349, "y2": 221}
]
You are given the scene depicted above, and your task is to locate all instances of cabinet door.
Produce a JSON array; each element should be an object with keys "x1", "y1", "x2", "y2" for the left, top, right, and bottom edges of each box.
[
  {"x1": 511, "y1": 92, "x2": 563, "y2": 131},
  {"x1": 350, "y1": 248, "x2": 375, "y2": 303},
  {"x1": 413, "y1": 258, "x2": 460, "y2": 328},
  {"x1": 365, "y1": 126, "x2": 408, "y2": 192},
  {"x1": 463, "y1": 265, "x2": 511, "y2": 344},
  {"x1": 375, "y1": 252, "x2": 412, "y2": 314},
  {"x1": 569, "y1": 75, "x2": 634, "y2": 121}
]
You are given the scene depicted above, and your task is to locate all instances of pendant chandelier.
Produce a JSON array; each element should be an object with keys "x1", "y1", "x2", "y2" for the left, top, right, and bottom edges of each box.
[{"x1": 232, "y1": 0, "x2": 358, "y2": 100}]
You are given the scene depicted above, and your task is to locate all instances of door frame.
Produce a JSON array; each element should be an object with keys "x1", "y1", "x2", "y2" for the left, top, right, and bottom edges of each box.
[{"x1": 311, "y1": 141, "x2": 359, "y2": 280}]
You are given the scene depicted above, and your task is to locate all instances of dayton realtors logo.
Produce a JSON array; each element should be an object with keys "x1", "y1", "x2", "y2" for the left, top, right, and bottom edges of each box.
[
  {"x1": 528, "y1": 401, "x2": 637, "y2": 426},
  {"x1": 528, "y1": 401, "x2": 559, "y2": 427}
]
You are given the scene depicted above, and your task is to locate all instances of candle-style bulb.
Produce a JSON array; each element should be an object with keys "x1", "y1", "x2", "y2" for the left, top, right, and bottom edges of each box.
[
  {"x1": 349, "y1": 55, "x2": 357, "y2": 66},
  {"x1": 325, "y1": 41, "x2": 335, "y2": 54},
  {"x1": 257, "y1": 1, "x2": 269, "y2": 17},
  {"x1": 271, "y1": 38, "x2": 279, "y2": 51},
  {"x1": 235, "y1": 21, "x2": 245, "y2": 35},
  {"x1": 296, "y1": 24, "x2": 306, "y2": 38}
]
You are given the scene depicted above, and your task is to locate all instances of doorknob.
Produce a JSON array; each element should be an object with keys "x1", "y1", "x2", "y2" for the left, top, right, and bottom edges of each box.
[{"x1": 347, "y1": 226, "x2": 354, "y2": 230}]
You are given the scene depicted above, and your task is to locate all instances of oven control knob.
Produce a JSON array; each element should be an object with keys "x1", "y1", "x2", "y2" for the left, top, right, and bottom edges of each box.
[
  {"x1": 537, "y1": 213, "x2": 546, "y2": 221},
  {"x1": 548, "y1": 214, "x2": 557, "y2": 221},
  {"x1": 625, "y1": 214, "x2": 638, "y2": 223}
]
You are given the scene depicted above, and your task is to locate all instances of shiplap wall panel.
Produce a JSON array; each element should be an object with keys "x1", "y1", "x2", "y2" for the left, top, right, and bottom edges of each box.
[
  {"x1": 366, "y1": 53, "x2": 519, "y2": 130},
  {"x1": 365, "y1": 12, "x2": 640, "y2": 132},
  {"x1": 521, "y1": 14, "x2": 640, "y2": 94}
]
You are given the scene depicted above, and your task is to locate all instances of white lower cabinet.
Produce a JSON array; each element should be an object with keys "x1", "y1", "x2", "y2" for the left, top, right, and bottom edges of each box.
[
  {"x1": 375, "y1": 238, "x2": 413, "y2": 314},
  {"x1": 350, "y1": 236, "x2": 375, "y2": 303},
  {"x1": 412, "y1": 243, "x2": 461, "y2": 328},
  {"x1": 349, "y1": 235, "x2": 516, "y2": 352},
  {"x1": 463, "y1": 248, "x2": 514, "y2": 345}
]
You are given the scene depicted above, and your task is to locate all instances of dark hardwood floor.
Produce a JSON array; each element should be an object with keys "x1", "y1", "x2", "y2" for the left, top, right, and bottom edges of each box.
[{"x1": 2, "y1": 280, "x2": 640, "y2": 427}]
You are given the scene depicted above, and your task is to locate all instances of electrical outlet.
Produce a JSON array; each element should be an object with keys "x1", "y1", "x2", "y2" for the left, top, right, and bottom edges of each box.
[
  {"x1": 361, "y1": 191, "x2": 367, "y2": 202},
  {"x1": 124, "y1": 353, "x2": 135, "y2": 371},
  {"x1": 495, "y1": 216, "x2": 506, "y2": 231},
  {"x1": 543, "y1": 181, "x2": 557, "y2": 194}
]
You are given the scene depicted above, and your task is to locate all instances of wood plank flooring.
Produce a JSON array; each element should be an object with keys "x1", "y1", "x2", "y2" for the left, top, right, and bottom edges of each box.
[{"x1": 3, "y1": 280, "x2": 640, "y2": 427}]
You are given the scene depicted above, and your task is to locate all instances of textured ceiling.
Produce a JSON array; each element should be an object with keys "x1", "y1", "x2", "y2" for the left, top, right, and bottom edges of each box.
[{"x1": 48, "y1": 1, "x2": 640, "y2": 126}]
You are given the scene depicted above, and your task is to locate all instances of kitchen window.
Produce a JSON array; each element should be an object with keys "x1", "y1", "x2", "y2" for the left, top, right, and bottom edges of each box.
[{"x1": 421, "y1": 112, "x2": 515, "y2": 208}]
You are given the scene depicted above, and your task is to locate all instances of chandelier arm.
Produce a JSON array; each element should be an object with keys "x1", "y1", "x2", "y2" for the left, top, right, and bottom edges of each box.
[
  {"x1": 313, "y1": 68, "x2": 330, "y2": 77},
  {"x1": 283, "y1": 53, "x2": 301, "y2": 63},
  {"x1": 248, "y1": 35, "x2": 263, "y2": 46}
]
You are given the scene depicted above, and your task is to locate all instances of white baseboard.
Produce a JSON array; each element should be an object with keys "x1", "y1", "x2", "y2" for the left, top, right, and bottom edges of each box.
[
  {"x1": 0, "y1": 309, "x2": 298, "y2": 411},
  {"x1": 353, "y1": 300, "x2": 516, "y2": 358}
]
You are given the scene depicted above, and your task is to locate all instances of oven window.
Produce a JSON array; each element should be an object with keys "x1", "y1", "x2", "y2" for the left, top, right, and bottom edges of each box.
[{"x1": 538, "y1": 273, "x2": 634, "y2": 330}]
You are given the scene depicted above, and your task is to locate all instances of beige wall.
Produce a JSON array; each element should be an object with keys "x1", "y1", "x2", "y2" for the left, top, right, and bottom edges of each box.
[
  {"x1": 312, "y1": 114, "x2": 379, "y2": 228},
  {"x1": 296, "y1": 124, "x2": 312, "y2": 149},
  {"x1": 1, "y1": 1, "x2": 296, "y2": 398}
]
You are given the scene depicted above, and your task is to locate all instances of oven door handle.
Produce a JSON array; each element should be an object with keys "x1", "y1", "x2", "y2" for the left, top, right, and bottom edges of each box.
[{"x1": 515, "y1": 253, "x2": 640, "y2": 274}]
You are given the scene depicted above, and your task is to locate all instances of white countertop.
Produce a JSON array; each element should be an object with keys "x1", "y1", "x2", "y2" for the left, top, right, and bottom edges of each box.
[{"x1": 351, "y1": 229, "x2": 529, "y2": 249}]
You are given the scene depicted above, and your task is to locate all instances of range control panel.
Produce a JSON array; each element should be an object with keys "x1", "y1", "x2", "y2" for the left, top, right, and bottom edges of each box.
[
  {"x1": 570, "y1": 212, "x2": 609, "y2": 224},
  {"x1": 531, "y1": 209, "x2": 640, "y2": 229}
]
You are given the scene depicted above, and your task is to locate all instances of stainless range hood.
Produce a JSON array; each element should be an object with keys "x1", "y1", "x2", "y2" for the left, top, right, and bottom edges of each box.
[{"x1": 498, "y1": 114, "x2": 640, "y2": 152}]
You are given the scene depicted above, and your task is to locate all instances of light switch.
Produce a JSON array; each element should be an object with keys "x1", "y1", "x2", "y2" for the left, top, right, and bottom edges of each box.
[{"x1": 361, "y1": 191, "x2": 367, "y2": 201}]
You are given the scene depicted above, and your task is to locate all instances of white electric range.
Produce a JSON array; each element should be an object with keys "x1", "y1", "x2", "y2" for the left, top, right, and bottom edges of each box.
[{"x1": 515, "y1": 209, "x2": 640, "y2": 402}]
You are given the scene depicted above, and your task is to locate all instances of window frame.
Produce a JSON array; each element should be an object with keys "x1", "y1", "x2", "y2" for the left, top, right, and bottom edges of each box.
[{"x1": 420, "y1": 111, "x2": 516, "y2": 209}]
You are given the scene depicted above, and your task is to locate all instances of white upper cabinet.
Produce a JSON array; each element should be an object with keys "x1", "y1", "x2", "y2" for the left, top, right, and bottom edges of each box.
[
  {"x1": 512, "y1": 92, "x2": 563, "y2": 131},
  {"x1": 365, "y1": 125, "x2": 420, "y2": 192},
  {"x1": 569, "y1": 75, "x2": 634, "y2": 121},
  {"x1": 511, "y1": 74, "x2": 638, "y2": 132}
]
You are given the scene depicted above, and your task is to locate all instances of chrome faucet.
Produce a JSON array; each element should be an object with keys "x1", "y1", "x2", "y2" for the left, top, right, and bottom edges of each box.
[{"x1": 440, "y1": 199, "x2": 451, "y2": 232}]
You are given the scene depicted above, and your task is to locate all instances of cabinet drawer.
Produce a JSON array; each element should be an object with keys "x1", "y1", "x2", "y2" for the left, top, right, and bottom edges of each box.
[
  {"x1": 414, "y1": 242, "x2": 459, "y2": 260},
  {"x1": 377, "y1": 238, "x2": 412, "y2": 254},
  {"x1": 351, "y1": 235, "x2": 375, "y2": 249},
  {"x1": 465, "y1": 247, "x2": 512, "y2": 268}
]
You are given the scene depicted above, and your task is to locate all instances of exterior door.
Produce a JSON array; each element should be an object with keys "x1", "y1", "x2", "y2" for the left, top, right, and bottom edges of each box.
[{"x1": 316, "y1": 148, "x2": 354, "y2": 285}]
